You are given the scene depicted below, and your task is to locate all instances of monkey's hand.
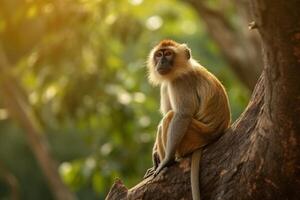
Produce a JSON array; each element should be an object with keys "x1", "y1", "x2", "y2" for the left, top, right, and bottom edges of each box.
[
  {"x1": 153, "y1": 157, "x2": 175, "y2": 177},
  {"x1": 144, "y1": 167, "x2": 155, "y2": 179}
]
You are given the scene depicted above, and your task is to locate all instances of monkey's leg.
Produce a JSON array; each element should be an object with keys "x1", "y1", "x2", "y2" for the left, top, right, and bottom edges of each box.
[
  {"x1": 176, "y1": 119, "x2": 213, "y2": 157},
  {"x1": 159, "y1": 112, "x2": 214, "y2": 158},
  {"x1": 155, "y1": 111, "x2": 176, "y2": 171},
  {"x1": 151, "y1": 111, "x2": 175, "y2": 163},
  {"x1": 144, "y1": 125, "x2": 163, "y2": 178},
  {"x1": 157, "y1": 123, "x2": 166, "y2": 160}
]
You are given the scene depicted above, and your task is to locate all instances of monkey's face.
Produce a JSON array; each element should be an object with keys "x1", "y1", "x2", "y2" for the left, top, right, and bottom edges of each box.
[
  {"x1": 154, "y1": 48, "x2": 175, "y2": 75},
  {"x1": 147, "y1": 40, "x2": 192, "y2": 85}
]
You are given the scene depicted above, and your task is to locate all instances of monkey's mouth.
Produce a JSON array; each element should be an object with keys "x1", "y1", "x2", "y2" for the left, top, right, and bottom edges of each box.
[{"x1": 157, "y1": 67, "x2": 171, "y2": 75}]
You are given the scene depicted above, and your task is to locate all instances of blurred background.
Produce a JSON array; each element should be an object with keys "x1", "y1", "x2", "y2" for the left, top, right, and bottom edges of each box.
[{"x1": 0, "y1": 0, "x2": 262, "y2": 199}]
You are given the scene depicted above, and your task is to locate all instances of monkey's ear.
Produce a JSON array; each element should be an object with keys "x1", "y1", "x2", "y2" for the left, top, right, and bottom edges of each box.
[
  {"x1": 181, "y1": 44, "x2": 191, "y2": 59},
  {"x1": 180, "y1": 43, "x2": 191, "y2": 60},
  {"x1": 185, "y1": 47, "x2": 191, "y2": 60}
]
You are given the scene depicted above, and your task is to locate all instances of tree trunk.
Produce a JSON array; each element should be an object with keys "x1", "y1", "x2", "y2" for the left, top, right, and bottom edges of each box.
[{"x1": 106, "y1": 0, "x2": 300, "y2": 199}]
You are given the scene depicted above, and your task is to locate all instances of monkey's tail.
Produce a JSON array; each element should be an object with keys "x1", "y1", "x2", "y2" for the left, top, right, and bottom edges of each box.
[{"x1": 191, "y1": 148, "x2": 202, "y2": 200}]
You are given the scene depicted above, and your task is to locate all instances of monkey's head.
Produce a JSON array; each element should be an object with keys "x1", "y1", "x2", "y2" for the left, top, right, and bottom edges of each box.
[{"x1": 147, "y1": 40, "x2": 192, "y2": 85}]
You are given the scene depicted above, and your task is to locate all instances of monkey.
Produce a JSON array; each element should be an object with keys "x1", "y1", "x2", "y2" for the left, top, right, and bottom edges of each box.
[{"x1": 144, "y1": 40, "x2": 231, "y2": 200}]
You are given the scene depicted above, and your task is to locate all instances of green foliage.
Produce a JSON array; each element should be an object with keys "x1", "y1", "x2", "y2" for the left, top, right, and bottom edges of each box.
[{"x1": 0, "y1": 0, "x2": 249, "y2": 199}]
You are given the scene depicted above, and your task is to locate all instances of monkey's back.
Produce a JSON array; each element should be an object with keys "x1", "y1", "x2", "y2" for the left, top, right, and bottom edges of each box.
[{"x1": 192, "y1": 65, "x2": 231, "y2": 134}]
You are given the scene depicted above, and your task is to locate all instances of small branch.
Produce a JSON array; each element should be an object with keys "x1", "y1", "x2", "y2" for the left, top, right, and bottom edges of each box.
[
  {"x1": 248, "y1": 21, "x2": 258, "y2": 30},
  {"x1": 0, "y1": 161, "x2": 20, "y2": 200},
  {"x1": 184, "y1": 0, "x2": 261, "y2": 90},
  {"x1": 185, "y1": 0, "x2": 234, "y2": 32}
]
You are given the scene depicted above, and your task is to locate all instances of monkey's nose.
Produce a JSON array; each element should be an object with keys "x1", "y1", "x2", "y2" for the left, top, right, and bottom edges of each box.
[{"x1": 160, "y1": 57, "x2": 168, "y2": 65}]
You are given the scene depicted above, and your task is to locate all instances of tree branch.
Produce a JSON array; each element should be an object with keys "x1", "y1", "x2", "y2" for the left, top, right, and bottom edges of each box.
[
  {"x1": 184, "y1": 0, "x2": 262, "y2": 90},
  {"x1": 0, "y1": 161, "x2": 20, "y2": 200}
]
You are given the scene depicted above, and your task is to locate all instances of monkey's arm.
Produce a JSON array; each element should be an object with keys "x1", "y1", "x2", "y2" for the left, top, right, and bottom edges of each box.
[
  {"x1": 154, "y1": 113, "x2": 192, "y2": 175},
  {"x1": 144, "y1": 125, "x2": 162, "y2": 178},
  {"x1": 154, "y1": 82, "x2": 196, "y2": 176},
  {"x1": 144, "y1": 85, "x2": 171, "y2": 179},
  {"x1": 160, "y1": 83, "x2": 171, "y2": 114}
]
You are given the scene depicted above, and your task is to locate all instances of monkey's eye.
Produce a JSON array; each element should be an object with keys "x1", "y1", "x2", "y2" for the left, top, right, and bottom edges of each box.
[
  {"x1": 164, "y1": 50, "x2": 172, "y2": 57},
  {"x1": 155, "y1": 51, "x2": 163, "y2": 58}
]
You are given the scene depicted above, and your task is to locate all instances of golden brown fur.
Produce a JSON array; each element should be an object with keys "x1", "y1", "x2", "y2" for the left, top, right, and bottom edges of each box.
[{"x1": 145, "y1": 40, "x2": 231, "y2": 200}]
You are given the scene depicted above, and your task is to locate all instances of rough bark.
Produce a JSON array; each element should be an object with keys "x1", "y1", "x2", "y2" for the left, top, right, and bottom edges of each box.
[
  {"x1": 185, "y1": 0, "x2": 262, "y2": 90},
  {"x1": 106, "y1": 0, "x2": 300, "y2": 199}
]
